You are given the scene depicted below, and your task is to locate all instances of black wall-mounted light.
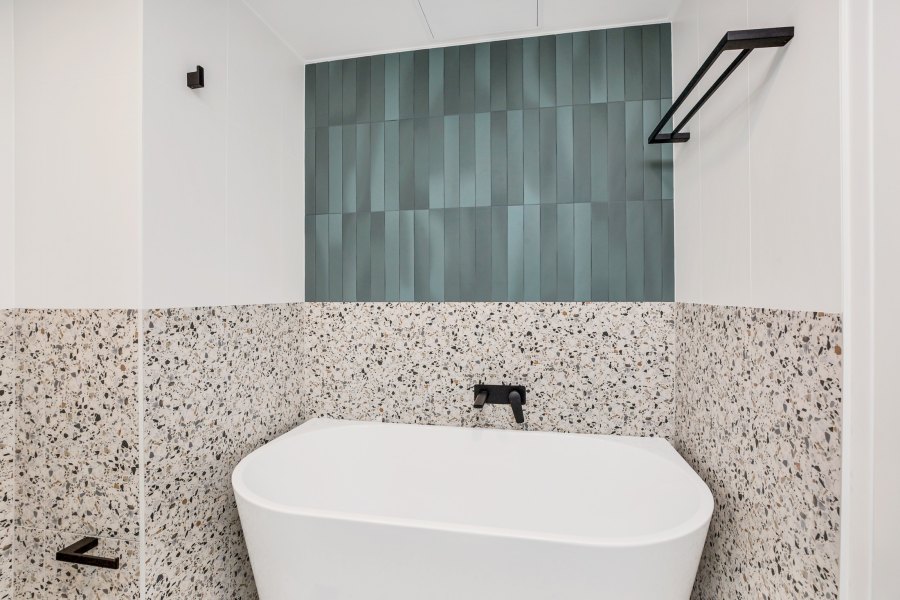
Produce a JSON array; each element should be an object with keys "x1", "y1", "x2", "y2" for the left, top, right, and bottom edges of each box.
[{"x1": 187, "y1": 65, "x2": 205, "y2": 89}]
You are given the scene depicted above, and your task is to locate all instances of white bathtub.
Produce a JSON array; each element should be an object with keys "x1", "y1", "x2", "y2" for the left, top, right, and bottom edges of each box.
[{"x1": 233, "y1": 418, "x2": 713, "y2": 600}]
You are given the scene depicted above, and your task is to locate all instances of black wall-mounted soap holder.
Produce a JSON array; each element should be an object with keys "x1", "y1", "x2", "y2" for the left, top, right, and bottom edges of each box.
[{"x1": 56, "y1": 536, "x2": 120, "y2": 569}]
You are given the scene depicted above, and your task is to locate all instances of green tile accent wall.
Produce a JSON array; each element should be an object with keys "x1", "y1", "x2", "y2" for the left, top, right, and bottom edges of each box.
[{"x1": 305, "y1": 25, "x2": 673, "y2": 302}]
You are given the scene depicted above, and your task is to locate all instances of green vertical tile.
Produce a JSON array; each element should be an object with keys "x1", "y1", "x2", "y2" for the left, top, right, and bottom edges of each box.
[
  {"x1": 328, "y1": 214, "x2": 342, "y2": 300},
  {"x1": 590, "y1": 104, "x2": 609, "y2": 202},
  {"x1": 474, "y1": 206, "x2": 492, "y2": 300},
  {"x1": 371, "y1": 122, "x2": 385, "y2": 211},
  {"x1": 328, "y1": 127, "x2": 342, "y2": 213},
  {"x1": 444, "y1": 208, "x2": 461, "y2": 300},
  {"x1": 414, "y1": 118, "x2": 430, "y2": 209},
  {"x1": 662, "y1": 201, "x2": 674, "y2": 300},
  {"x1": 316, "y1": 127, "x2": 329, "y2": 214},
  {"x1": 661, "y1": 98, "x2": 673, "y2": 200},
  {"x1": 429, "y1": 210, "x2": 445, "y2": 300},
  {"x1": 399, "y1": 119, "x2": 414, "y2": 210},
  {"x1": 573, "y1": 32, "x2": 590, "y2": 105},
  {"x1": 590, "y1": 203, "x2": 609, "y2": 300},
  {"x1": 625, "y1": 101, "x2": 643, "y2": 202},
  {"x1": 491, "y1": 112, "x2": 507, "y2": 206},
  {"x1": 475, "y1": 43, "x2": 491, "y2": 113},
  {"x1": 573, "y1": 105, "x2": 590, "y2": 203},
  {"x1": 414, "y1": 209, "x2": 429, "y2": 300},
  {"x1": 524, "y1": 205, "x2": 540, "y2": 300},
  {"x1": 643, "y1": 100, "x2": 662, "y2": 201},
  {"x1": 607, "y1": 102, "x2": 625, "y2": 201},
  {"x1": 507, "y1": 39, "x2": 523, "y2": 110},
  {"x1": 608, "y1": 201, "x2": 626, "y2": 300},
  {"x1": 399, "y1": 210, "x2": 414, "y2": 300},
  {"x1": 624, "y1": 27, "x2": 643, "y2": 102},
  {"x1": 444, "y1": 116, "x2": 460, "y2": 209},
  {"x1": 342, "y1": 125, "x2": 357, "y2": 212},
  {"x1": 507, "y1": 110, "x2": 524, "y2": 205},
  {"x1": 459, "y1": 207, "x2": 476, "y2": 300},
  {"x1": 356, "y1": 56, "x2": 371, "y2": 123},
  {"x1": 315, "y1": 214, "x2": 329, "y2": 301},
  {"x1": 371, "y1": 55, "x2": 385, "y2": 122},
  {"x1": 459, "y1": 45, "x2": 475, "y2": 113},
  {"x1": 459, "y1": 114, "x2": 475, "y2": 207},
  {"x1": 305, "y1": 128, "x2": 316, "y2": 214},
  {"x1": 315, "y1": 63, "x2": 329, "y2": 127},
  {"x1": 524, "y1": 109, "x2": 540, "y2": 204},
  {"x1": 357, "y1": 123, "x2": 371, "y2": 212},
  {"x1": 556, "y1": 33, "x2": 573, "y2": 106},
  {"x1": 371, "y1": 211, "x2": 386, "y2": 300},
  {"x1": 491, "y1": 207, "x2": 508, "y2": 300},
  {"x1": 557, "y1": 204, "x2": 574, "y2": 300},
  {"x1": 329, "y1": 62, "x2": 343, "y2": 125},
  {"x1": 444, "y1": 47, "x2": 460, "y2": 115},
  {"x1": 523, "y1": 37, "x2": 540, "y2": 109},
  {"x1": 399, "y1": 52, "x2": 414, "y2": 119},
  {"x1": 429, "y1": 117, "x2": 444, "y2": 209},
  {"x1": 357, "y1": 212, "x2": 371, "y2": 300},
  {"x1": 305, "y1": 217, "x2": 316, "y2": 298},
  {"x1": 590, "y1": 30, "x2": 608, "y2": 103},
  {"x1": 305, "y1": 65, "x2": 316, "y2": 128},
  {"x1": 643, "y1": 200, "x2": 662, "y2": 301},
  {"x1": 540, "y1": 204, "x2": 557, "y2": 300},
  {"x1": 343, "y1": 60, "x2": 357, "y2": 124},
  {"x1": 384, "y1": 121, "x2": 399, "y2": 211},
  {"x1": 342, "y1": 213, "x2": 356, "y2": 300},
  {"x1": 507, "y1": 205, "x2": 524, "y2": 301},
  {"x1": 625, "y1": 201, "x2": 644, "y2": 300},
  {"x1": 414, "y1": 50, "x2": 429, "y2": 117},
  {"x1": 475, "y1": 112, "x2": 491, "y2": 207},
  {"x1": 557, "y1": 106, "x2": 574, "y2": 204},
  {"x1": 539, "y1": 108, "x2": 557, "y2": 204},
  {"x1": 661, "y1": 24, "x2": 672, "y2": 99},
  {"x1": 539, "y1": 36, "x2": 556, "y2": 108},
  {"x1": 573, "y1": 203, "x2": 591, "y2": 300},
  {"x1": 490, "y1": 41, "x2": 507, "y2": 111},
  {"x1": 385, "y1": 210, "x2": 400, "y2": 300},
  {"x1": 642, "y1": 25, "x2": 661, "y2": 100},
  {"x1": 385, "y1": 54, "x2": 399, "y2": 121},
  {"x1": 429, "y1": 48, "x2": 444, "y2": 116},
  {"x1": 607, "y1": 29, "x2": 624, "y2": 102}
]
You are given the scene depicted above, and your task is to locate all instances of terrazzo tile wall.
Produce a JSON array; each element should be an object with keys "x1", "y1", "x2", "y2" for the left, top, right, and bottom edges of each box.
[
  {"x1": 0, "y1": 310, "x2": 13, "y2": 599},
  {"x1": 673, "y1": 304, "x2": 842, "y2": 599}
]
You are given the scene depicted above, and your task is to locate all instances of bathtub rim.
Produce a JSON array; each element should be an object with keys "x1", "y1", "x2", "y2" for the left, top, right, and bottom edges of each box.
[{"x1": 232, "y1": 418, "x2": 714, "y2": 550}]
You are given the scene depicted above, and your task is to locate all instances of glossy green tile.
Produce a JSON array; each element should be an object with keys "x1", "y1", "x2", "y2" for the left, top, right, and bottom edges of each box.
[
  {"x1": 661, "y1": 24, "x2": 672, "y2": 99},
  {"x1": 539, "y1": 36, "x2": 556, "y2": 108},
  {"x1": 590, "y1": 203, "x2": 609, "y2": 300},
  {"x1": 490, "y1": 41, "x2": 507, "y2": 111},
  {"x1": 661, "y1": 98, "x2": 673, "y2": 200},
  {"x1": 430, "y1": 117, "x2": 444, "y2": 209},
  {"x1": 328, "y1": 126, "x2": 342, "y2": 213},
  {"x1": 556, "y1": 33, "x2": 573, "y2": 106},
  {"x1": 385, "y1": 54, "x2": 399, "y2": 121},
  {"x1": 589, "y1": 104, "x2": 609, "y2": 203},
  {"x1": 607, "y1": 102, "x2": 625, "y2": 201},
  {"x1": 399, "y1": 210, "x2": 414, "y2": 300},
  {"x1": 662, "y1": 201, "x2": 674, "y2": 300},
  {"x1": 329, "y1": 62, "x2": 343, "y2": 125},
  {"x1": 475, "y1": 206, "x2": 492, "y2": 300},
  {"x1": 643, "y1": 200, "x2": 662, "y2": 301},
  {"x1": 524, "y1": 109, "x2": 540, "y2": 204},
  {"x1": 385, "y1": 210, "x2": 400, "y2": 300},
  {"x1": 315, "y1": 63, "x2": 329, "y2": 127},
  {"x1": 384, "y1": 120, "x2": 399, "y2": 211},
  {"x1": 608, "y1": 201, "x2": 626, "y2": 300},
  {"x1": 643, "y1": 100, "x2": 662, "y2": 201},
  {"x1": 459, "y1": 45, "x2": 475, "y2": 113},
  {"x1": 444, "y1": 47, "x2": 460, "y2": 115},
  {"x1": 491, "y1": 206, "x2": 508, "y2": 300},
  {"x1": 342, "y1": 125, "x2": 357, "y2": 212},
  {"x1": 557, "y1": 203, "x2": 574, "y2": 300},
  {"x1": 444, "y1": 116, "x2": 460, "y2": 209},
  {"x1": 573, "y1": 203, "x2": 591, "y2": 301},
  {"x1": 539, "y1": 108, "x2": 557, "y2": 203},
  {"x1": 590, "y1": 30, "x2": 608, "y2": 104},
  {"x1": 356, "y1": 56, "x2": 371, "y2": 123},
  {"x1": 506, "y1": 39, "x2": 524, "y2": 110},
  {"x1": 557, "y1": 106, "x2": 574, "y2": 204},
  {"x1": 459, "y1": 114, "x2": 475, "y2": 207},
  {"x1": 625, "y1": 101, "x2": 643, "y2": 202},
  {"x1": 444, "y1": 208, "x2": 461, "y2": 300},
  {"x1": 573, "y1": 105, "x2": 590, "y2": 203},
  {"x1": 414, "y1": 50, "x2": 429, "y2": 117},
  {"x1": 315, "y1": 214, "x2": 329, "y2": 301},
  {"x1": 429, "y1": 48, "x2": 444, "y2": 116},
  {"x1": 507, "y1": 205, "x2": 524, "y2": 301},
  {"x1": 475, "y1": 43, "x2": 491, "y2": 113},
  {"x1": 475, "y1": 112, "x2": 491, "y2": 207},
  {"x1": 328, "y1": 214, "x2": 342, "y2": 301},
  {"x1": 356, "y1": 212, "x2": 371, "y2": 300},
  {"x1": 524, "y1": 205, "x2": 540, "y2": 300},
  {"x1": 429, "y1": 209, "x2": 445, "y2": 300},
  {"x1": 399, "y1": 119, "x2": 414, "y2": 209},
  {"x1": 414, "y1": 209, "x2": 429, "y2": 300},
  {"x1": 305, "y1": 217, "x2": 316, "y2": 297},
  {"x1": 507, "y1": 110, "x2": 524, "y2": 205},
  {"x1": 523, "y1": 37, "x2": 540, "y2": 109},
  {"x1": 491, "y1": 112, "x2": 507, "y2": 205},
  {"x1": 305, "y1": 128, "x2": 316, "y2": 214},
  {"x1": 305, "y1": 65, "x2": 316, "y2": 128},
  {"x1": 371, "y1": 55, "x2": 385, "y2": 122},
  {"x1": 371, "y1": 122, "x2": 385, "y2": 211},
  {"x1": 343, "y1": 60, "x2": 357, "y2": 124},
  {"x1": 573, "y1": 32, "x2": 590, "y2": 105},
  {"x1": 414, "y1": 118, "x2": 430, "y2": 209},
  {"x1": 624, "y1": 27, "x2": 643, "y2": 102},
  {"x1": 459, "y1": 207, "x2": 476, "y2": 300},
  {"x1": 371, "y1": 211, "x2": 386, "y2": 300},
  {"x1": 642, "y1": 25, "x2": 660, "y2": 100},
  {"x1": 625, "y1": 201, "x2": 644, "y2": 300},
  {"x1": 342, "y1": 213, "x2": 357, "y2": 300},
  {"x1": 399, "y1": 52, "x2": 414, "y2": 119},
  {"x1": 607, "y1": 28, "x2": 624, "y2": 102},
  {"x1": 540, "y1": 204, "x2": 557, "y2": 300},
  {"x1": 356, "y1": 123, "x2": 371, "y2": 212}
]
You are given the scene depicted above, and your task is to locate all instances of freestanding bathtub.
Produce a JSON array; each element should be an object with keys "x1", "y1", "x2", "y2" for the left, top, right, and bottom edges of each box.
[{"x1": 233, "y1": 418, "x2": 713, "y2": 600}]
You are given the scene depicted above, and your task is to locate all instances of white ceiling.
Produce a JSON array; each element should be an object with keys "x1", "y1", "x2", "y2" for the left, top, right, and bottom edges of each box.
[{"x1": 242, "y1": 0, "x2": 679, "y2": 63}]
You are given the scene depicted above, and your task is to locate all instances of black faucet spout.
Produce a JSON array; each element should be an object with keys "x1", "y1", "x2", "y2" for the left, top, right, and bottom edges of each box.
[
  {"x1": 508, "y1": 390, "x2": 524, "y2": 424},
  {"x1": 472, "y1": 384, "x2": 527, "y2": 424}
]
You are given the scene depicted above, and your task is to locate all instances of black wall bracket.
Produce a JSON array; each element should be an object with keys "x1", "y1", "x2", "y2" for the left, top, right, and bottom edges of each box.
[
  {"x1": 56, "y1": 536, "x2": 120, "y2": 570},
  {"x1": 187, "y1": 65, "x2": 205, "y2": 90},
  {"x1": 648, "y1": 27, "x2": 794, "y2": 144}
]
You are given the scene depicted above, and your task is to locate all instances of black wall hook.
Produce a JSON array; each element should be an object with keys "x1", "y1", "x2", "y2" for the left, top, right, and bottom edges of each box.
[
  {"x1": 56, "y1": 536, "x2": 120, "y2": 569},
  {"x1": 187, "y1": 65, "x2": 205, "y2": 89}
]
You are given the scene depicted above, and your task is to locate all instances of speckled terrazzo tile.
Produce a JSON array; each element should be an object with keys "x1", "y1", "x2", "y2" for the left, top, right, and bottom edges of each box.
[
  {"x1": 14, "y1": 527, "x2": 46, "y2": 599},
  {"x1": 0, "y1": 310, "x2": 14, "y2": 484},
  {"x1": 0, "y1": 477, "x2": 12, "y2": 600},
  {"x1": 46, "y1": 532, "x2": 139, "y2": 599}
]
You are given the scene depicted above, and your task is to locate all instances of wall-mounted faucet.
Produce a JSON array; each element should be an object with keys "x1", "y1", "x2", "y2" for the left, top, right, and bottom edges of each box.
[{"x1": 473, "y1": 384, "x2": 526, "y2": 424}]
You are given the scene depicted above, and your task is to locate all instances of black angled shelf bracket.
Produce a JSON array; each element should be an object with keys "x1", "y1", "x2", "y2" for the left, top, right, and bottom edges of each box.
[{"x1": 648, "y1": 27, "x2": 794, "y2": 145}]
